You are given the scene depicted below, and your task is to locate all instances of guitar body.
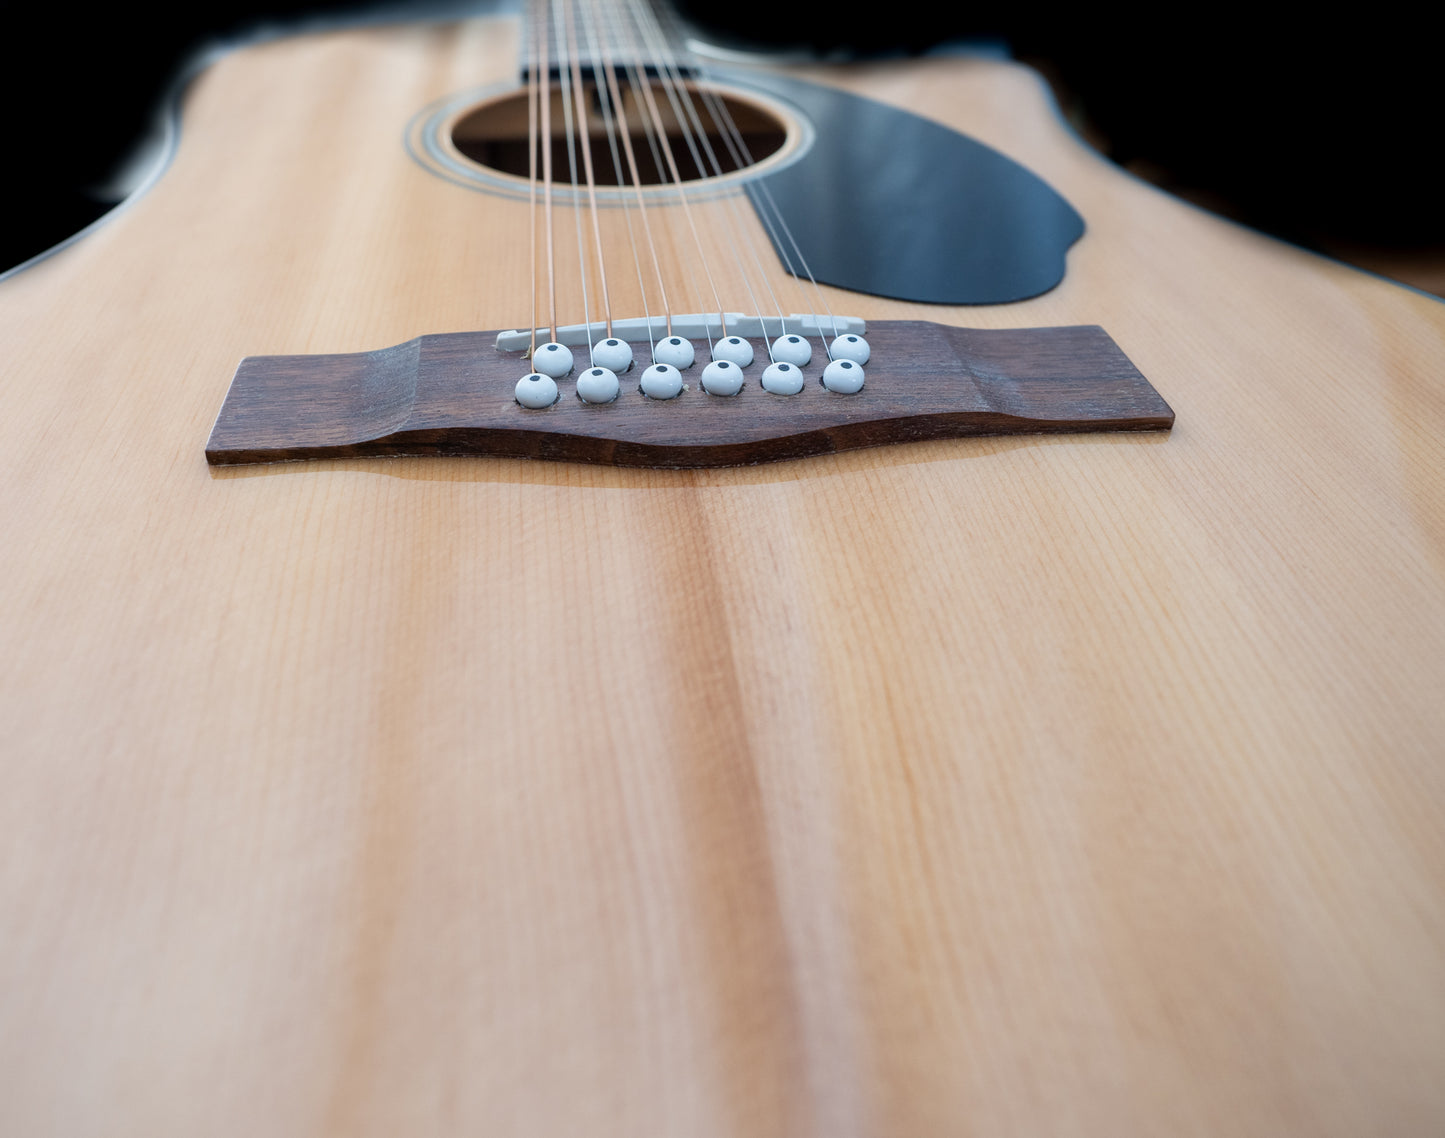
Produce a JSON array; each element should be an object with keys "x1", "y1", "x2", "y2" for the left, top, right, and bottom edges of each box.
[{"x1": 3, "y1": 15, "x2": 1443, "y2": 1135}]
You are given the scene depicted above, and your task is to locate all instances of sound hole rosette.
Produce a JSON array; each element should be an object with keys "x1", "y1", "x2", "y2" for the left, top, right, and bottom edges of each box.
[{"x1": 405, "y1": 77, "x2": 814, "y2": 204}]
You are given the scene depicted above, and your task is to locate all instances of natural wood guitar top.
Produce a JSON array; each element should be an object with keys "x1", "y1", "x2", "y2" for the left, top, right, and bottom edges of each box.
[{"x1": 1, "y1": 15, "x2": 1442, "y2": 1137}]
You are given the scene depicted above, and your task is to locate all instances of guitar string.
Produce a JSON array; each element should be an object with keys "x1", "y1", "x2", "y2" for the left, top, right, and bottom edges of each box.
[
  {"x1": 620, "y1": 0, "x2": 775, "y2": 352},
  {"x1": 619, "y1": 0, "x2": 785, "y2": 356},
  {"x1": 580, "y1": 0, "x2": 659, "y2": 348},
  {"x1": 624, "y1": 0, "x2": 837, "y2": 357},
  {"x1": 614, "y1": 0, "x2": 728, "y2": 340},
  {"x1": 537, "y1": 0, "x2": 558, "y2": 344},
  {"x1": 694, "y1": 96, "x2": 790, "y2": 351},
  {"x1": 562, "y1": 0, "x2": 614, "y2": 341},
  {"x1": 687, "y1": 65, "x2": 841, "y2": 355},
  {"x1": 541, "y1": 0, "x2": 687, "y2": 345},
  {"x1": 551, "y1": 0, "x2": 595, "y2": 362},
  {"x1": 633, "y1": 0, "x2": 841, "y2": 351},
  {"x1": 605, "y1": 2, "x2": 693, "y2": 321},
  {"x1": 602, "y1": 0, "x2": 678, "y2": 341},
  {"x1": 527, "y1": 2, "x2": 540, "y2": 356},
  {"x1": 530, "y1": 0, "x2": 840, "y2": 360},
  {"x1": 627, "y1": 0, "x2": 769, "y2": 338},
  {"x1": 756, "y1": 181, "x2": 844, "y2": 352},
  {"x1": 688, "y1": 81, "x2": 794, "y2": 352},
  {"x1": 732, "y1": 129, "x2": 845, "y2": 353},
  {"x1": 620, "y1": 13, "x2": 705, "y2": 323},
  {"x1": 604, "y1": 61, "x2": 682, "y2": 335},
  {"x1": 622, "y1": 59, "x2": 703, "y2": 321}
]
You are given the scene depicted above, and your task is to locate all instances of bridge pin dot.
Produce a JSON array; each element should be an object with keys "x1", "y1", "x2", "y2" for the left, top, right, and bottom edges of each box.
[
  {"x1": 531, "y1": 341, "x2": 573, "y2": 378},
  {"x1": 514, "y1": 372, "x2": 559, "y2": 408},
  {"x1": 711, "y1": 336, "x2": 754, "y2": 368},
  {"x1": 640, "y1": 363, "x2": 683, "y2": 399},
  {"x1": 829, "y1": 334, "x2": 870, "y2": 365},
  {"x1": 591, "y1": 337, "x2": 633, "y2": 373},
  {"x1": 822, "y1": 358, "x2": 865, "y2": 394},
  {"x1": 577, "y1": 366, "x2": 620, "y2": 404},
  {"x1": 652, "y1": 336, "x2": 695, "y2": 370},
  {"x1": 761, "y1": 361, "x2": 804, "y2": 395},
  {"x1": 771, "y1": 334, "x2": 812, "y2": 367}
]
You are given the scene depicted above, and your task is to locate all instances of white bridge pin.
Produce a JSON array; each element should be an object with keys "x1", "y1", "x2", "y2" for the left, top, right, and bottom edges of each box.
[
  {"x1": 760, "y1": 361, "x2": 804, "y2": 395},
  {"x1": 591, "y1": 337, "x2": 633, "y2": 372},
  {"x1": 822, "y1": 358, "x2": 865, "y2": 393},
  {"x1": 829, "y1": 334, "x2": 870, "y2": 365},
  {"x1": 711, "y1": 336, "x2": 754, "y2": 368},
  {"x1": 577, "y1": 366, "x2": 620, "y2": 404},
  {"x1": 770, "y1": 334, "x2": 812, "y2": 367},
  {"x1": 701, "y1": 359, "x2": 743, "y2": 396},
  {"x1": 514, "y1": 372, "x2": 559, "y2": 408},
  {"x1": 531, "y1": 341, "x2": 573, "y2": 378},
  {"x1": 652, "y1": 336, "x2": 695, "y2": 370},
  {"x1": 639, "y1": 363, "x2": 683, "y2": 399}
]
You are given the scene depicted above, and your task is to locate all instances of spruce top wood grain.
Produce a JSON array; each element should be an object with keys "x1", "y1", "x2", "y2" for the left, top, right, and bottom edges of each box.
[{"x1": 2, "y1": 14, "x2": 1444, "y2": 1138}]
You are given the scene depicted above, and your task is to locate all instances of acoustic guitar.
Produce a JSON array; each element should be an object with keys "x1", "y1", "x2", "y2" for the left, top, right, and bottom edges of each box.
[{"x1": 2, "y1": 2, "x2": 1442, "y2": 1134}]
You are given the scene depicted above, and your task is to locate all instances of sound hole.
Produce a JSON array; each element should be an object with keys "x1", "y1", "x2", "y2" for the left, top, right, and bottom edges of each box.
[{"x1": 450, "y1": 81, "x2": 788, "y2": 185}]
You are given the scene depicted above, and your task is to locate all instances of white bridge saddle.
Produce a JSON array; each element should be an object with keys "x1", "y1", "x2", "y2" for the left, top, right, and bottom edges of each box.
[{"x1": 494, "y1": 313, "x2": 866, "y2": 350}]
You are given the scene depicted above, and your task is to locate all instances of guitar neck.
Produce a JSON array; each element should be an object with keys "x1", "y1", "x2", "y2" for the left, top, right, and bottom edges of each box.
[{"x1": 518, "y1": 0, "x2": 698, "y2": 82}]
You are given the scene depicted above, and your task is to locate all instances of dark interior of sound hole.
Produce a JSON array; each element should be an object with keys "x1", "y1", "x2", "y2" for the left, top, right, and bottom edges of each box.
[{"x1": 451, "y1": 81, "x2": 787, "y2": 184}]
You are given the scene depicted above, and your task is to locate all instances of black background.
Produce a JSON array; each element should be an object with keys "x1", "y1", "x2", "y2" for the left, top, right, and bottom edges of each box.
[{"x1": 2, "y1": 1, "x2": 1438, "y2": 275}]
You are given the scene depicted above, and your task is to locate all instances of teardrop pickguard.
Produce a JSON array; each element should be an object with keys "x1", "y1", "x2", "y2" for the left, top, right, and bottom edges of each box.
[{"x1": 730, "y1": 69, "x2": 1086, "y2": 304}]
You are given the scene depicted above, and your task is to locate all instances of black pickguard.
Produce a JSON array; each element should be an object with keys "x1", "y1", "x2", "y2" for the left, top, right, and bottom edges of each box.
[{"x1": 725, "y1": 69, "x2": 1084, "y2": 305}]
